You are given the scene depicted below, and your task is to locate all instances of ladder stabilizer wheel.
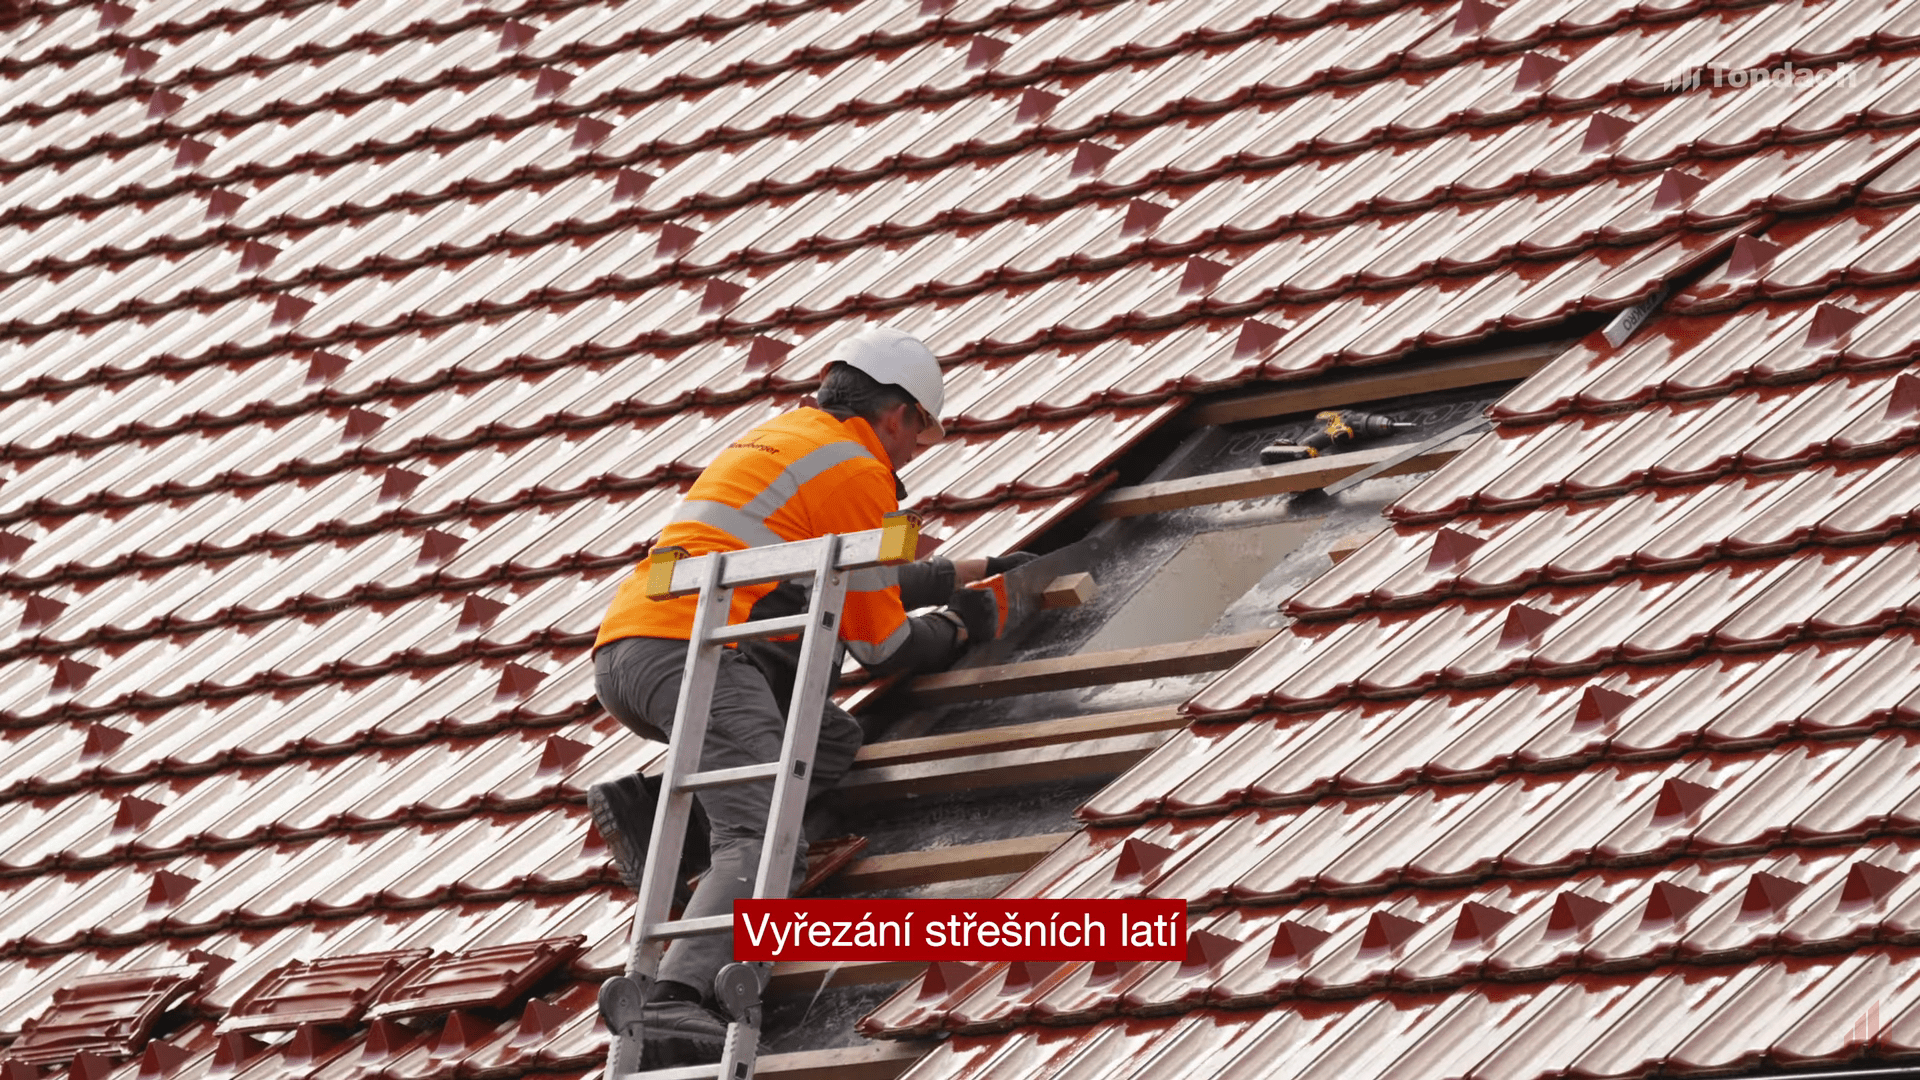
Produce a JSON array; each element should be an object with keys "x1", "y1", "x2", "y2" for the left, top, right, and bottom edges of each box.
[{"x1": 713, "y1": 963, "x2": 762, "y2": 1026}]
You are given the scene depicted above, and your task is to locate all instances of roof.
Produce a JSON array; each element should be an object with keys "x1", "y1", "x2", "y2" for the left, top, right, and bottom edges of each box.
[
  {"x1": 848, "y1": 15, "x2": 1920, "y2": 1080},
  {"x1": 2, "y1": 0, "x2": 1917, "y2": 1075}
]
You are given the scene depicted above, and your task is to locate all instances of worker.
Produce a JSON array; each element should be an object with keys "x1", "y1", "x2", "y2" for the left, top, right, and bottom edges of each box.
[{"x1": 588, "y1": 327, "x2": 1031, "y2": 1068}]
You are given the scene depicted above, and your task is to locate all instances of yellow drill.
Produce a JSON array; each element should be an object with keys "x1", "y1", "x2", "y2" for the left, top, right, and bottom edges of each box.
[{"x1": 1259, "y1": 410, "x2": 1415, "y2": 463}]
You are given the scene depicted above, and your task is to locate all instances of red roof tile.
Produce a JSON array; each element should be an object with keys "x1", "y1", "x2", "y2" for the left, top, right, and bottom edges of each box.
[
  {"x1": 2, "y1": 0, "x2": 1919, "y2": 1074},
  {"x1": 880, "y1": 149, "x2": 1920, "y2": 1080},
  {"x1": 7, "y1": 964, "x2": 205, "y2": 1064}
]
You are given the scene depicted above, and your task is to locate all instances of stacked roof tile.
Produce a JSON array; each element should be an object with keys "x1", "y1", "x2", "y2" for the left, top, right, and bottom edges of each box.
[{"x1": 3, "y1": 0, "x2": 1917, "y2": 1075}]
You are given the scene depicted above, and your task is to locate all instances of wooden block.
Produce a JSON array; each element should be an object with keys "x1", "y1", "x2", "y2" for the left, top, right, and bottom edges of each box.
[
  {"x1": 1094, "y1": 436, "x2": 1476, "y2": 519},
  {"x1": 1189, "y1": 341, "x2": 1563, "y2": 427},
  {"x1": 750, "y1": 1040, "x2": 932, "y2": 1079},
  {"x1": 1327, "y1": 531, "x2": 1380, "y2": 564},
  {"x1": 1041, "y1": 572, "x2": 1096, "y2": 609},
  {"x1": 830, "y1": 832, "x2": 1072, "y2": 890},
  {"x1": 839, "y1": 733, "x2": 1168, "y2": 805},
  {"x1": 852, "y1": 705, "x2": 1184, "y2": 768},
  {"x1": 770, "y1": 959, "x2": 921, "y2": 994},
  {"x1": 904, "y1": 629, "x2": 1277, "y2": 705}
]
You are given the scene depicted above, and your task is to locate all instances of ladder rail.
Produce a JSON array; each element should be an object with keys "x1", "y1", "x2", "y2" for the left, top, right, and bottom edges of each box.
[
  {"x1": 605, "y1": 516, "x2": 917, "y2": 1080},
  {"x1": 626, "y1": 548, "x2": 730, "y2": 979},
  {"x1": 750, "y1": 533, "x2": 846, "y2": 901},
  {"x1": 605, "y1": 554, "x2": 728, "y2": 1080},
  {"x1": 717, "y1": 535, "x2": 846, "y2": 1080}
]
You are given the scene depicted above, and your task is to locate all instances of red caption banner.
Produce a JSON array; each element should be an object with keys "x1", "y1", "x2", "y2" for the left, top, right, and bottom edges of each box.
[{"x1": 733, "y1": 898, "x2": 1187, "y2": 961}]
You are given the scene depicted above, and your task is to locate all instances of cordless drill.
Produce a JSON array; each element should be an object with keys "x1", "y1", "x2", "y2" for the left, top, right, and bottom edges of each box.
[{"x1": 1259, "y1": 410, "x2": 1415, "y2": 463}]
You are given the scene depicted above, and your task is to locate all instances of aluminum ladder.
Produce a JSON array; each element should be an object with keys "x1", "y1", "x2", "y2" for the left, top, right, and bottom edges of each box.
[{"x1": 599, "y1": 512, "x2": 921, "y2": 1080}]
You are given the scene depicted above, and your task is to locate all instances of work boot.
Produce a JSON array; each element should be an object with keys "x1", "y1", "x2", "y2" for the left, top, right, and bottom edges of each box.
[
  {"x1": 586, "y1": 773, "x2": 655, "y2": 888},
  {"x1": 639, "y1": 985, "x2": 732, "y2": 1069},
  {"x1": 587, "y1": 772, "x2": 712, "y2": 895}
]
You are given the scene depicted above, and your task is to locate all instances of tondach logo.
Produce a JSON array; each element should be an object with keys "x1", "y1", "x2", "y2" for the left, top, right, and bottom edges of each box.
[{"x1": 1664, "y1": 62, "x2": 1857, "y2": 93}]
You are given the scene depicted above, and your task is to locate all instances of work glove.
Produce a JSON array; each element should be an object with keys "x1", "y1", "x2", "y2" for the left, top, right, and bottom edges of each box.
[
  {"x1": 984, "y1": 552, "x2": 1039, "y2": 576},
  {"x1": 947, "y1": 576, "x2": 1009, "y2": 643}
]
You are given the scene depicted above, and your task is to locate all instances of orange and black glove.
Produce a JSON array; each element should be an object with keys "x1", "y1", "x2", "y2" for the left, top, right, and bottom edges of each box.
[{"x1": 946, "y1": 575, "x2": 1010, "y2": 643}]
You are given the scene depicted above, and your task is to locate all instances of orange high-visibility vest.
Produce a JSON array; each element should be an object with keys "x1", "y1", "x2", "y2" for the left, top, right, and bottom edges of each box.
[{"x1": 594, "y1": 407, "x2": 911, "y2": 666}]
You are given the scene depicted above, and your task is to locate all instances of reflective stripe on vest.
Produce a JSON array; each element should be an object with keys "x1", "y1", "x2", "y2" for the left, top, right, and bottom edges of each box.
[
  {"x1": 845, "y1": 615, "x2": 912, "y2": 666},
  {"x1": 669, "y1": 439, "x2": 877, "y2": 548}
]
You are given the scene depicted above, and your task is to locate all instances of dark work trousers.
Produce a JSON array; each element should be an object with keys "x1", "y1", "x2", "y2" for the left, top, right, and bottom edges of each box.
[{"x1": 592, "y1": 634, "x2": 865, "y2": 996}]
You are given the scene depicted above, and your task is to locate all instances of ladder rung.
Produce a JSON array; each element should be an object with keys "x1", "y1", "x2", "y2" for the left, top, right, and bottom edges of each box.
[
  {"x1": 680, "y1": 761, "x2": 781, "y2": 791},
  {"x1": 645, "y1": 913, "x2": 734, "y2": 940},
  {"x1": 620, "y1": 1064, "x2": 731, "y2": 1080},
  {"x1": 706, "y1": 613, "x2": 811, "y2": 645}
]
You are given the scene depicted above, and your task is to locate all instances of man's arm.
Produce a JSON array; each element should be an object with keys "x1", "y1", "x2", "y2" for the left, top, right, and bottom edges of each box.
[
  {"x1": 899, "y1": 554, "x2": 1020, "y2": 605},
  {"x1": 815, "y1": 470, "x2": 1034, "y2": 675},
  {"x1": 810, "y1": 467, "x2": 961, "y2": 675},
  {"x1": 897, "y1": 559, "x2": 956, "y2": 610},
  {"x1": 858, "y1": 612, "x2": 965, "y2": 678}
]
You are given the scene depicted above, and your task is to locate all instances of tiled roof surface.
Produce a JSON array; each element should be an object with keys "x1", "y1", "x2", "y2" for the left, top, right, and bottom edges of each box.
[
  {"x1": 2, "y1": 0, "x2": 1917, "y2": 1074},
  {"x1": 851, "y1": 4, "x2": 1920, "y2": 1072}
]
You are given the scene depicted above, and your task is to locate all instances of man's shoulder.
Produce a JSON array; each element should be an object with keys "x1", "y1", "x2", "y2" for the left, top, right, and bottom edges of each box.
[
  {"x1": 736, "y1": 408, "x2": 875, "y2": 460},
  {"x1": 723, "y1": 432, "x2": 788, "y2": 456}
]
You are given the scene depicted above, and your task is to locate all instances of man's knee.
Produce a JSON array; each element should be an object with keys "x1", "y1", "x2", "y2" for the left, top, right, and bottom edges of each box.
[
  {"x1": 811, "y1": 703, "x2": 864, "y2": 784},
  {"x1": 594, "y1": 636, "x2": 686, "y2": 741}
]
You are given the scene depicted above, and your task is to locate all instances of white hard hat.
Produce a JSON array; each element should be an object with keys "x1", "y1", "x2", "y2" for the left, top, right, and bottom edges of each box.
[{"x1": 828, "y1": 327, "x2": 946, "y2": 444}]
